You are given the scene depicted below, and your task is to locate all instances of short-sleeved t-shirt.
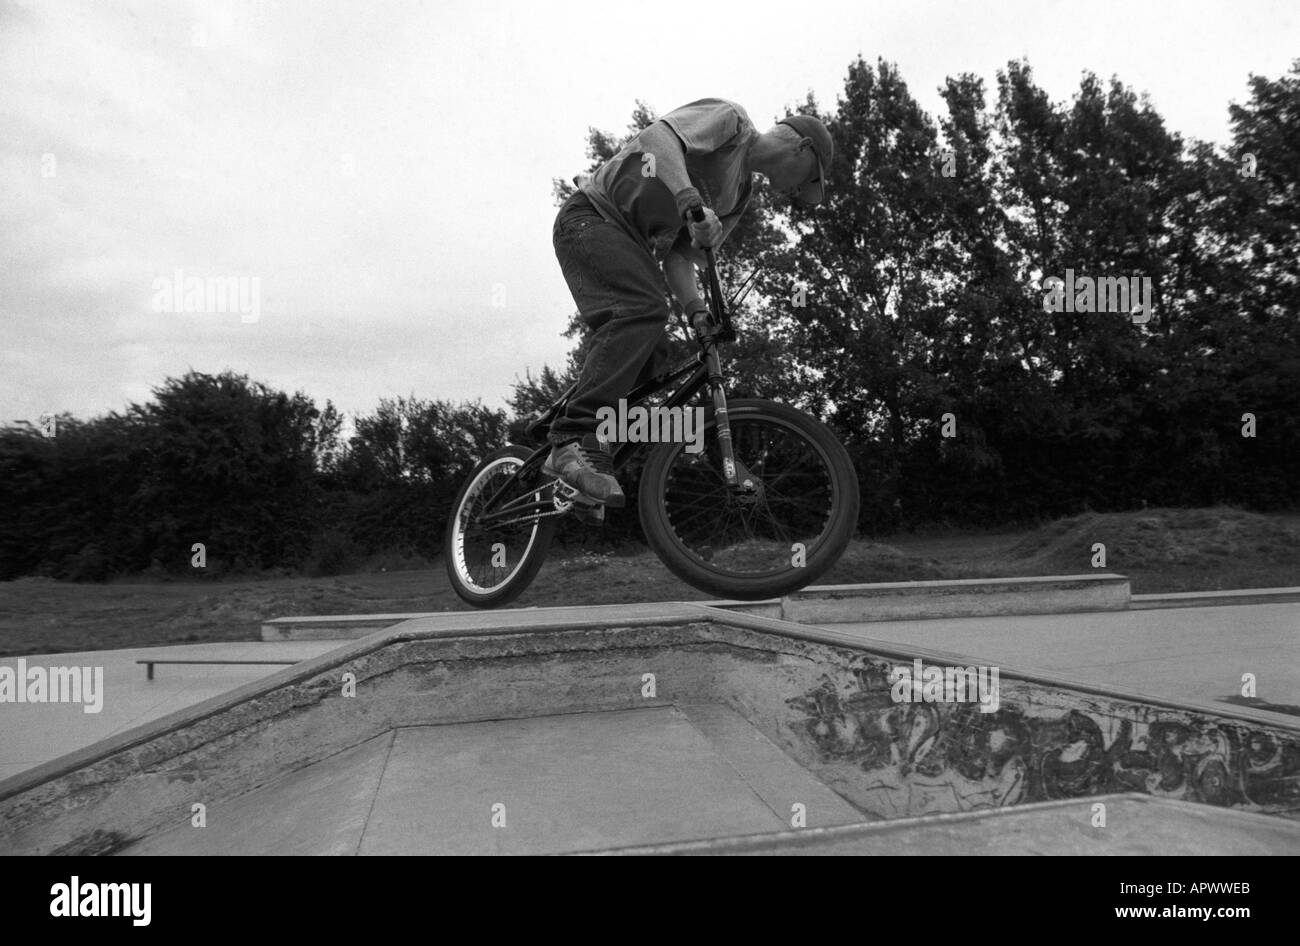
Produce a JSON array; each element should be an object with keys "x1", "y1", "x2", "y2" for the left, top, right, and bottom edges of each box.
[{"x1": 581, "y1": 98, "x2": 758, "y2": 259}]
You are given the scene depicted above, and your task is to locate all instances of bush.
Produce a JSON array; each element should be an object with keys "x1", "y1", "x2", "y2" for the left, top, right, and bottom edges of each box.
[
  {"x1": 305, "y1": 529, "x2": 362, "y2": 577},
  {"x1": 60, "y1": 543, "x2": 112, "y2": 582}
]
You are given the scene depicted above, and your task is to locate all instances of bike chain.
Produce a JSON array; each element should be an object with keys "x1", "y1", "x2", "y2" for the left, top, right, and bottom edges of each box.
[{"x1": 479, "y1": 478, "x2": 589, "y2": 530}]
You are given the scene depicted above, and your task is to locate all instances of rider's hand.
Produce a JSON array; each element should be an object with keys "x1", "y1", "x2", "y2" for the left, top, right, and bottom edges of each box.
[{"x1": 688, "y1": 207, "x2": 722, "y2": 249}]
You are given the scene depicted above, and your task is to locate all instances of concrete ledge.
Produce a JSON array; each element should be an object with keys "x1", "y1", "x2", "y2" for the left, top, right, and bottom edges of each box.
[
  {"x1": 1131, "y1": 587, "x2": 1300, "y2": 610},
  {"x1": 697, "y1": 598, "x2": 783, "y2": 619},
  {"x1": 262, "y1": 612, "x2": 443, "y2": 641},
  {"x1": 782, "y1": 574, "x2": 1129, "y2": 623},
  {"x1": 580, "y1": 794, "x2": 1300, "y2": 856},
  {"x1": 263, "y1": 602, "x2": 787, "y2": 641},
  {"x1": 262, "y1": 576, "x2": 1131, "y2": 641}
]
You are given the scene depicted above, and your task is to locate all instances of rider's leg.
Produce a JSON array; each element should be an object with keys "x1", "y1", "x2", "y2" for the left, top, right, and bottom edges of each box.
[
  {"x1": 563, "y1": 329, "x2": 668, "y2": 525},
  {"x1": 629, "y1": 332, "x2": 671, "y2": 391},
  {"x1": 547, "y1": 194, "x2": 670, "y2": 504}
]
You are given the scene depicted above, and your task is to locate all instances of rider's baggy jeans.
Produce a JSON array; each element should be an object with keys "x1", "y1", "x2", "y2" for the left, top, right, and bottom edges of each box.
[{"x1": 549, "y1": 191, "x2": 671, "y2": 446}]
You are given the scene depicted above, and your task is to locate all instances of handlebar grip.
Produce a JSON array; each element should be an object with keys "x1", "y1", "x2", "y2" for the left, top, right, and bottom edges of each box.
[{"x1": 687, "y1": 205, "x2": 706, "y2": 223}]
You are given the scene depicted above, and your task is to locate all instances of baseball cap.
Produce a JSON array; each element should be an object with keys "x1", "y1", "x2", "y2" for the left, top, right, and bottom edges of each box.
[{"x1": 777, "y1": 114, "x2": 833, "y2": 206}]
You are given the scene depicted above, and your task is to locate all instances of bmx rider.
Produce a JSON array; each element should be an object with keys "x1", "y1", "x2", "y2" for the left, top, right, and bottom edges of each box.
[{"x1": 545, "y1": 98, "x2": 833, "y2": 520}]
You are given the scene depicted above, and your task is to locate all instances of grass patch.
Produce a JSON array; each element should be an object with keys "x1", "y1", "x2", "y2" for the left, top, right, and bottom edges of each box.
[{"x1": 1, "y1": 506, "x2": 1294, "y2": 656}]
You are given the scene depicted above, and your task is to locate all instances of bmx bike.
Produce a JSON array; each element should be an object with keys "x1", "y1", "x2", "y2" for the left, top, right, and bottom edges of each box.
[{"x1": 444, "y1": 207, "x2": 860, "y2": 607}]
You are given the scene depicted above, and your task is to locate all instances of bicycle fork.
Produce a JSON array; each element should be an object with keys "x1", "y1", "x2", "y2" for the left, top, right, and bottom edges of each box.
[{"x1": 698, "y1": 332, "x2": 759, "y2": 495}]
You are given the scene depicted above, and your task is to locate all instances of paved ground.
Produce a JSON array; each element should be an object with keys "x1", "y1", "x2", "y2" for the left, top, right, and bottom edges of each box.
[
  {"x1": 111, "y1": 703, "x2": 1300, "y2": 856},
  {"x1": 834, "y1": 602, "x2": 1300, "y2": 722},
  {"x1": 0, "y1": 641, "x2": 340, "y2": 781},
  {"x1": 118, "y1": 704, "x2": 866, "y2": 855},
  {"x1": 4, "y1": 602, "x2": 1297, "y2": 779},
  {"x1": 4, "y1": 599, "x2": 1298, "y2": 855}
]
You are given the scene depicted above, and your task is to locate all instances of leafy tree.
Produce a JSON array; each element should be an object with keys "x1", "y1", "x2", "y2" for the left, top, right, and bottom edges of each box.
[
  {"x1": 131, "y1": 371, "x2": 325, "y2": 573},
  {"x1": 336, "y1": 396, "x2": 508, "y2": 557}
]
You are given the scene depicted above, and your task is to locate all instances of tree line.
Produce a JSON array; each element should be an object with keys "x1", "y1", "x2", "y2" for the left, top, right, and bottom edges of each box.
[
  {"x1": 2, "y1": 56, "x2": 1297, "y2": 580},
  {"x1": 540, "y1": 56, "x2": 1300, "y2": 529}
]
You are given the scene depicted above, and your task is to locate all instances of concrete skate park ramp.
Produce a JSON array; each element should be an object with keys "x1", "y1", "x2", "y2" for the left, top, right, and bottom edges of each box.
[{"x1": 2, "y1": 603, "x2": 1298, "y2": 855}]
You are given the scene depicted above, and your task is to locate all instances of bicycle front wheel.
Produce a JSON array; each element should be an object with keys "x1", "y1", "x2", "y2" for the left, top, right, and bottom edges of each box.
[{"x1": 637, "y1": 398, "x2": 859, "y2": 600}]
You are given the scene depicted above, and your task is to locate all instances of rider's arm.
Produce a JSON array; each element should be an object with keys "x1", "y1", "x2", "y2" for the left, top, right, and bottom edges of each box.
[
  {"x1": 662, "y1": 211, "x2": 743, "y2": 309},
  {"x1": 638, "y1": 121, "x2": 724, "y2": 244},
  {"x1": 663, "y1": 249, "x2": 705, "y2": 312},
  {"x1": 636, "y1": 122, "x2": 695, "y2": 195}
]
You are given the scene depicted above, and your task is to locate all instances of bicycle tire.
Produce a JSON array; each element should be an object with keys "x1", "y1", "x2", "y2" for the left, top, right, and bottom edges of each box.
[
  {"x1": 637, "y1": 398, "x2": 858, "y2": 600},
  {"x1": 444, "y1": 445, "x2": 557, "y2": 608}
]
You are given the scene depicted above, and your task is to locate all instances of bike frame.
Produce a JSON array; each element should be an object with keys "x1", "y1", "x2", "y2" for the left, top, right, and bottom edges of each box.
[{"x1": 476, "y1": 244, "x2": 748, "y2": 528}]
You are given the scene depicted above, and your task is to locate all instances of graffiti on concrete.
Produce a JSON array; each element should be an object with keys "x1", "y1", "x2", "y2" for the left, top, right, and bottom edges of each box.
[{"x1": 785, "y1": 662, "x2": 1300, "y2": 818}]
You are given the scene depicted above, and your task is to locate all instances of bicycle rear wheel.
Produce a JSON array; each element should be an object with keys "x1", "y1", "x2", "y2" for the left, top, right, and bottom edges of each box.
[
  {"x1": 637, "y1": 398, "x2": 858, "y2": 600},
  {"x1": 444, "y1": 445, "x2": 557, "y2": 608}
]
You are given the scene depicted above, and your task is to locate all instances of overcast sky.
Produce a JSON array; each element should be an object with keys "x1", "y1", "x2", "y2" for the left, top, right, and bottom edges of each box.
[{"x1": 2, "y1": 0, "x2": 1296, "y2": 428}]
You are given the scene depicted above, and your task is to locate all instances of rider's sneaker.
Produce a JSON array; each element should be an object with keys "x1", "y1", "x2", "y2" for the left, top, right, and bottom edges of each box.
[{"x1": 543, "y1": 434, "x2": 625, "y2": 508}]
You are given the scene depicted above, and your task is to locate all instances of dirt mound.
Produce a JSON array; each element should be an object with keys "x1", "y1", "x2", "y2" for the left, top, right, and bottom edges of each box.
[
  {"x1": 1005, "y1": 506, "x2": 1300, "y2": 573},
  {"x1": 821, "y1": 542, "x2": 951, "y2": 583}
]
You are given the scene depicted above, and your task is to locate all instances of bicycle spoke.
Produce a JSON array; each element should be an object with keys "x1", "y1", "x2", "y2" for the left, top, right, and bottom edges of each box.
[{"x1": 656, "y1": 415, "x2": 841, "y2": 575}]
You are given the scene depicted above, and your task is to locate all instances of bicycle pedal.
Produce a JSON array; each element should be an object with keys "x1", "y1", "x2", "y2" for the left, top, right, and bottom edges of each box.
[
  {"x1": 549, "y1": 478, "x2": 583, "y2": 512},
  {"x1": 547, "y1": 478, "x2": 607, "y2": 523}
]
